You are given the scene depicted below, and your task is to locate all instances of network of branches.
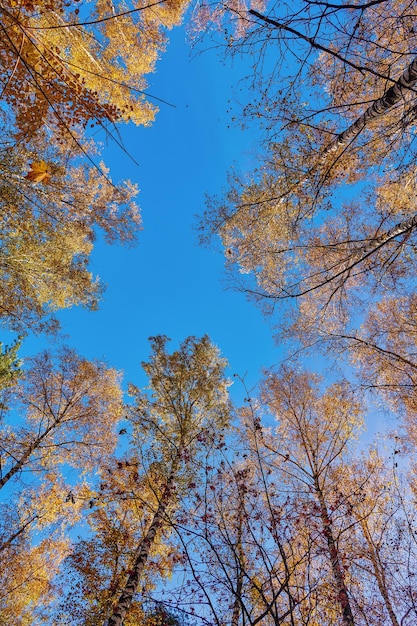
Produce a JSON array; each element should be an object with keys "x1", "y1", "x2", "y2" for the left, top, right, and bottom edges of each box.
[{"x1": 1, "y1": 0, "x2": 417, "y2": 625}]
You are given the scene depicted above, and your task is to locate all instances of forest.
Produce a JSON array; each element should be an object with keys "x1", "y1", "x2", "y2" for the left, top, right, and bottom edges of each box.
[{"x1": 1, "y1": 0, "x2": 417, "y2": 624}]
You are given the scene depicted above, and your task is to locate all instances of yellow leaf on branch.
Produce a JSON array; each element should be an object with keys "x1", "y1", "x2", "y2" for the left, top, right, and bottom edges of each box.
[{"x1": 25, "y1": 160, "x2": 51, "y2": 184}]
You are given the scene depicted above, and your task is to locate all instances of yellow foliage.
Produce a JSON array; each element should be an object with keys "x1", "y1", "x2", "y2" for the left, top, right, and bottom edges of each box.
[
  {"x1": 263, "y1": 367, "x2": 363, "y2": 480},
  {"x1": 0, "y1": 532, "x2": 69, "y2": 624},
  {"x1": 0, "y1": 0, "x2": 192, "y2": 138},
  {"x1": 25, "y1": 160, "x2": 52, "y2": 184}
]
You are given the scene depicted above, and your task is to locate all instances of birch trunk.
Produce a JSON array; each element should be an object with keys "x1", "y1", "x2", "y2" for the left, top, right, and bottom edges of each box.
[
  {"x1": 0, "y1": 421, "x2": 58, "y2": 489},
  {"x1": 360, "y1": 519, "x2": 400, "y2": 626},
  {"x1": 249, "y1": 10, "x2": 417, "y2": 158},
  {"x1": 315, "y1": 479, "x2": 355, "y2": 626},
  {"x1": 105, "y1": 465, "x2": 178, "y2": 626},
  {"x1": 323, "y1": 56, "x2": 417, "y2": 156}
]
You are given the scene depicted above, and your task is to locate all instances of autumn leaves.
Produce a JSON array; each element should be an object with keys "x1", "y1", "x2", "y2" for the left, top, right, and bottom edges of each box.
[
  {"x1": 2, "y1": 0, "x2": 417, "y2": 624},
  {"x1": 197, "y1": 1, "x2": 417, "y2": 624},
  {"x1": 25, "y1": 159, "x2": 51, "y2": 183},
  {"x1": 54, "y1": 336, "x2": 232, "y2": 626},
  {"x1": 0, "y1": 334, "x2": 231, "y2": 623},
  {"x1": 0, "y1": 0, "x2": 195, "y2": 624},
  {"x1": 0, "y1": 347, "x2": 124, "y2": 622},
  {"x1": 0, "y1": 0, "x2": 193, "y2": 334}
]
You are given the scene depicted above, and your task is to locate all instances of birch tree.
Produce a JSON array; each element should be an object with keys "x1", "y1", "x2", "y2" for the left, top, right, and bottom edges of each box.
[
  {"x1": 0, "y1": 346, "x2": 122, "y2": 623},
  {"x1": 102, "y1": 335, "x2": 231, "y2": 626},
  {"x1": 261, "y1": 367, "x2": 364, "y2": 626},
  {"x1": 0, "y1": 346, "x2": 123, "y2": 489},
  {"x1": 54, "y1": 459, "x2": 180, "y2": 625},
  {"x1": 199, "y1": 0, "x2": 417, "y2": 360}
]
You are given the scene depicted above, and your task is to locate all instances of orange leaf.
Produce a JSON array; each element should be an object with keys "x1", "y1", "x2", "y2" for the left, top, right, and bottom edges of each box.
[{"x1": 25, "y1": 161, "x2": 51, "y2": 184}]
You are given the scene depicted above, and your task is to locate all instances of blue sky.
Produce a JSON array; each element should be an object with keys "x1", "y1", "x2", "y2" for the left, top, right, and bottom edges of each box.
[
  {"x1": 20, "y1": 26, "x2": 282, "y2": 397},
  {"x1": 11, "y1": 22, "x2": 389, "y2": 444}
]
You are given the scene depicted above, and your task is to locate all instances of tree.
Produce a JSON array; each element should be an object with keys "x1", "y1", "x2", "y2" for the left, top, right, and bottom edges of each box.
[
  {"x1": 0, "y1": 0, "x2": 197, "y2": 334},
  {"x1": 54, "y1": 459, "x2": 179, "y2": 625},
  {"x1": 0, "y1": 346, "x2": 124, "y2": 489},
  {"x1": 332, "y1": 450, "x2": 404, "y2": 626},
  {"x1": 172, "y1": 365, "x2": 417, "y2": 625},
  {"x1": 0, "y1": 474, "x2": 97, "y2": 625},
  {"x1": 0, "y1": 0, "x2": 192, "y2": 141},
  {"x1": 80, "y1": 335, "x2": 231, "y2": 626},
  {"x1": 176, "y1": 454, "x2": 308, "y2": 626},
  {"x1": 0, "y1": 346, "x2": 124, "y2": 622},
  {"x1": 260, "y1": 367, "x2": 364, "y2": 626},
  {"x1": 0, "y1": 508, "x2": 69, "y2": 625},
  {"x1": 199, "y1": 0, "x2": 417, "y2": 359}
]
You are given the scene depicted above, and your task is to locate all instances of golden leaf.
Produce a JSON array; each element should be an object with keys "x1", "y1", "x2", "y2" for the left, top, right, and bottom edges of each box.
[{"x1": 25, "y1": 160, "x2": 51, "y2": 184}]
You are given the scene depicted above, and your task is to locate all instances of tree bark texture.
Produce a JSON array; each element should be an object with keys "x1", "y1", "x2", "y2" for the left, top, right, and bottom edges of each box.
[
  {"x1": 106, "y1": 466, "x2": 177, "y2": 626},
  {"x1": 315, "y1": 480, "x2": 355, "y2": 626},
  {"x1": 360, "y1": 520, "x2": 400, "y2": 626},
  {"x1": 325, "y1": 56, "x2": 417, "y2": 155}
]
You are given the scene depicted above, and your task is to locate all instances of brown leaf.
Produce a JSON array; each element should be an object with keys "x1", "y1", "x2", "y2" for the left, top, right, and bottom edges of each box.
[{"x1": 25, "y1": 161, "x2": 51, "y2": 184}]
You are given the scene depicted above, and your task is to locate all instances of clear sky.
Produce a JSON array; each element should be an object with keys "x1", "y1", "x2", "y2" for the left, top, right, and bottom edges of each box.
[{"x1": 19, "y1": 25, "x2": 283, "y2": 398}]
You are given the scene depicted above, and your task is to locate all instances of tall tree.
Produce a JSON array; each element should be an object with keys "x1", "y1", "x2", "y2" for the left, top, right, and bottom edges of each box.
[
  {"x1": 100, "y1": 335, "x2": 231, "y2": 626},
  {"x1": 0, "y1": 509, "x2": 69, "y2": 625},
  {"x1": 332, "y1": 450, "x2": 406, "y2": 626},
  {"x1": 199, "y1": 0, "x2": 417, "y2": 362},
  {"x1": 54, "y1": 458, "x2": 179, "y2": 625},
  {"x1": 174, "y1": 369, "x2": 417, "y2": 625},
  {"x1": 261, "y1": 367, "x2": 364, "y2": 626},
  {"x1": 0, "y1": 346, "x2": 124, "y2": 622}
]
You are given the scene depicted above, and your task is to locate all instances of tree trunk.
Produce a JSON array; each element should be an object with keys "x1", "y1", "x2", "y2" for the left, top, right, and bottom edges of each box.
[
  {"x1": 249, "y1": 10, "x2": 417, "y2": 156},
  {"x1": 105, "y1": 465, "x2": 178, "y2": 626},
  {"x1": 231, "y1": 490, "x2": 245, "y2": 626},
  {"x1": 315, "y1": 479, "x2": 355, "y2": 626},
  {"x1": 0, "y1": 515, "x2": 37, "y2": 551},
  {"x1": 0, "y1": 421, "x2": 58, "y2": 489},
  {"x1": 324, "y1": 56, "x2": 417, "y2": 155},
  {"x1": 360, "y1": 519, "x2": 400, "y2": 626}
]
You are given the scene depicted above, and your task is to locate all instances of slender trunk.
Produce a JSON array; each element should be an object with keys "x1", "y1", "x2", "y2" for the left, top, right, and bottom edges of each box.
[
  {"x1": 353, "y1": 213, "x2": 417, "y2": 256},
  {"x1": 231, "y1": 494, "x2": 244, "y2": 626},
  {"x1": 293, "y1": 211, "x2": 417, "y2": 298},
  {"x1": 324, "y1": 56, "x2": 417, "y2": 156},
  {"x1": 315, "y1": 479, "x2": 355, "y2": 626},
  {"x1": 0, "y1": 421, "x2": 58, "y2": 489},
  {"x1": 106, "y1": 464, "x2": 178, "y2": 626},
  {"x1": 360, "y1": 520, "x2": 400, "y2": 626},
  {"x1": 249, "y1": 10, "x2": 417, "y2": 157},
  {"x1": 0, "y1": 515, "x2": 38, "y2": 551}
]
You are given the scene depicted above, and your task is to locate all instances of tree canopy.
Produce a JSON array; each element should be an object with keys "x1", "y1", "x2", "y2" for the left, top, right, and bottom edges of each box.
[{"x1": 2, "y1": 0, "x2": 417, "y2": 624}]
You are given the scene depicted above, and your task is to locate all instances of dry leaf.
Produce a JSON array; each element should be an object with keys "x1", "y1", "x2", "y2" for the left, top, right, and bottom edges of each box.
[{"x1": 25, "y1": 161, "x2": 51, "y2": 184}]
